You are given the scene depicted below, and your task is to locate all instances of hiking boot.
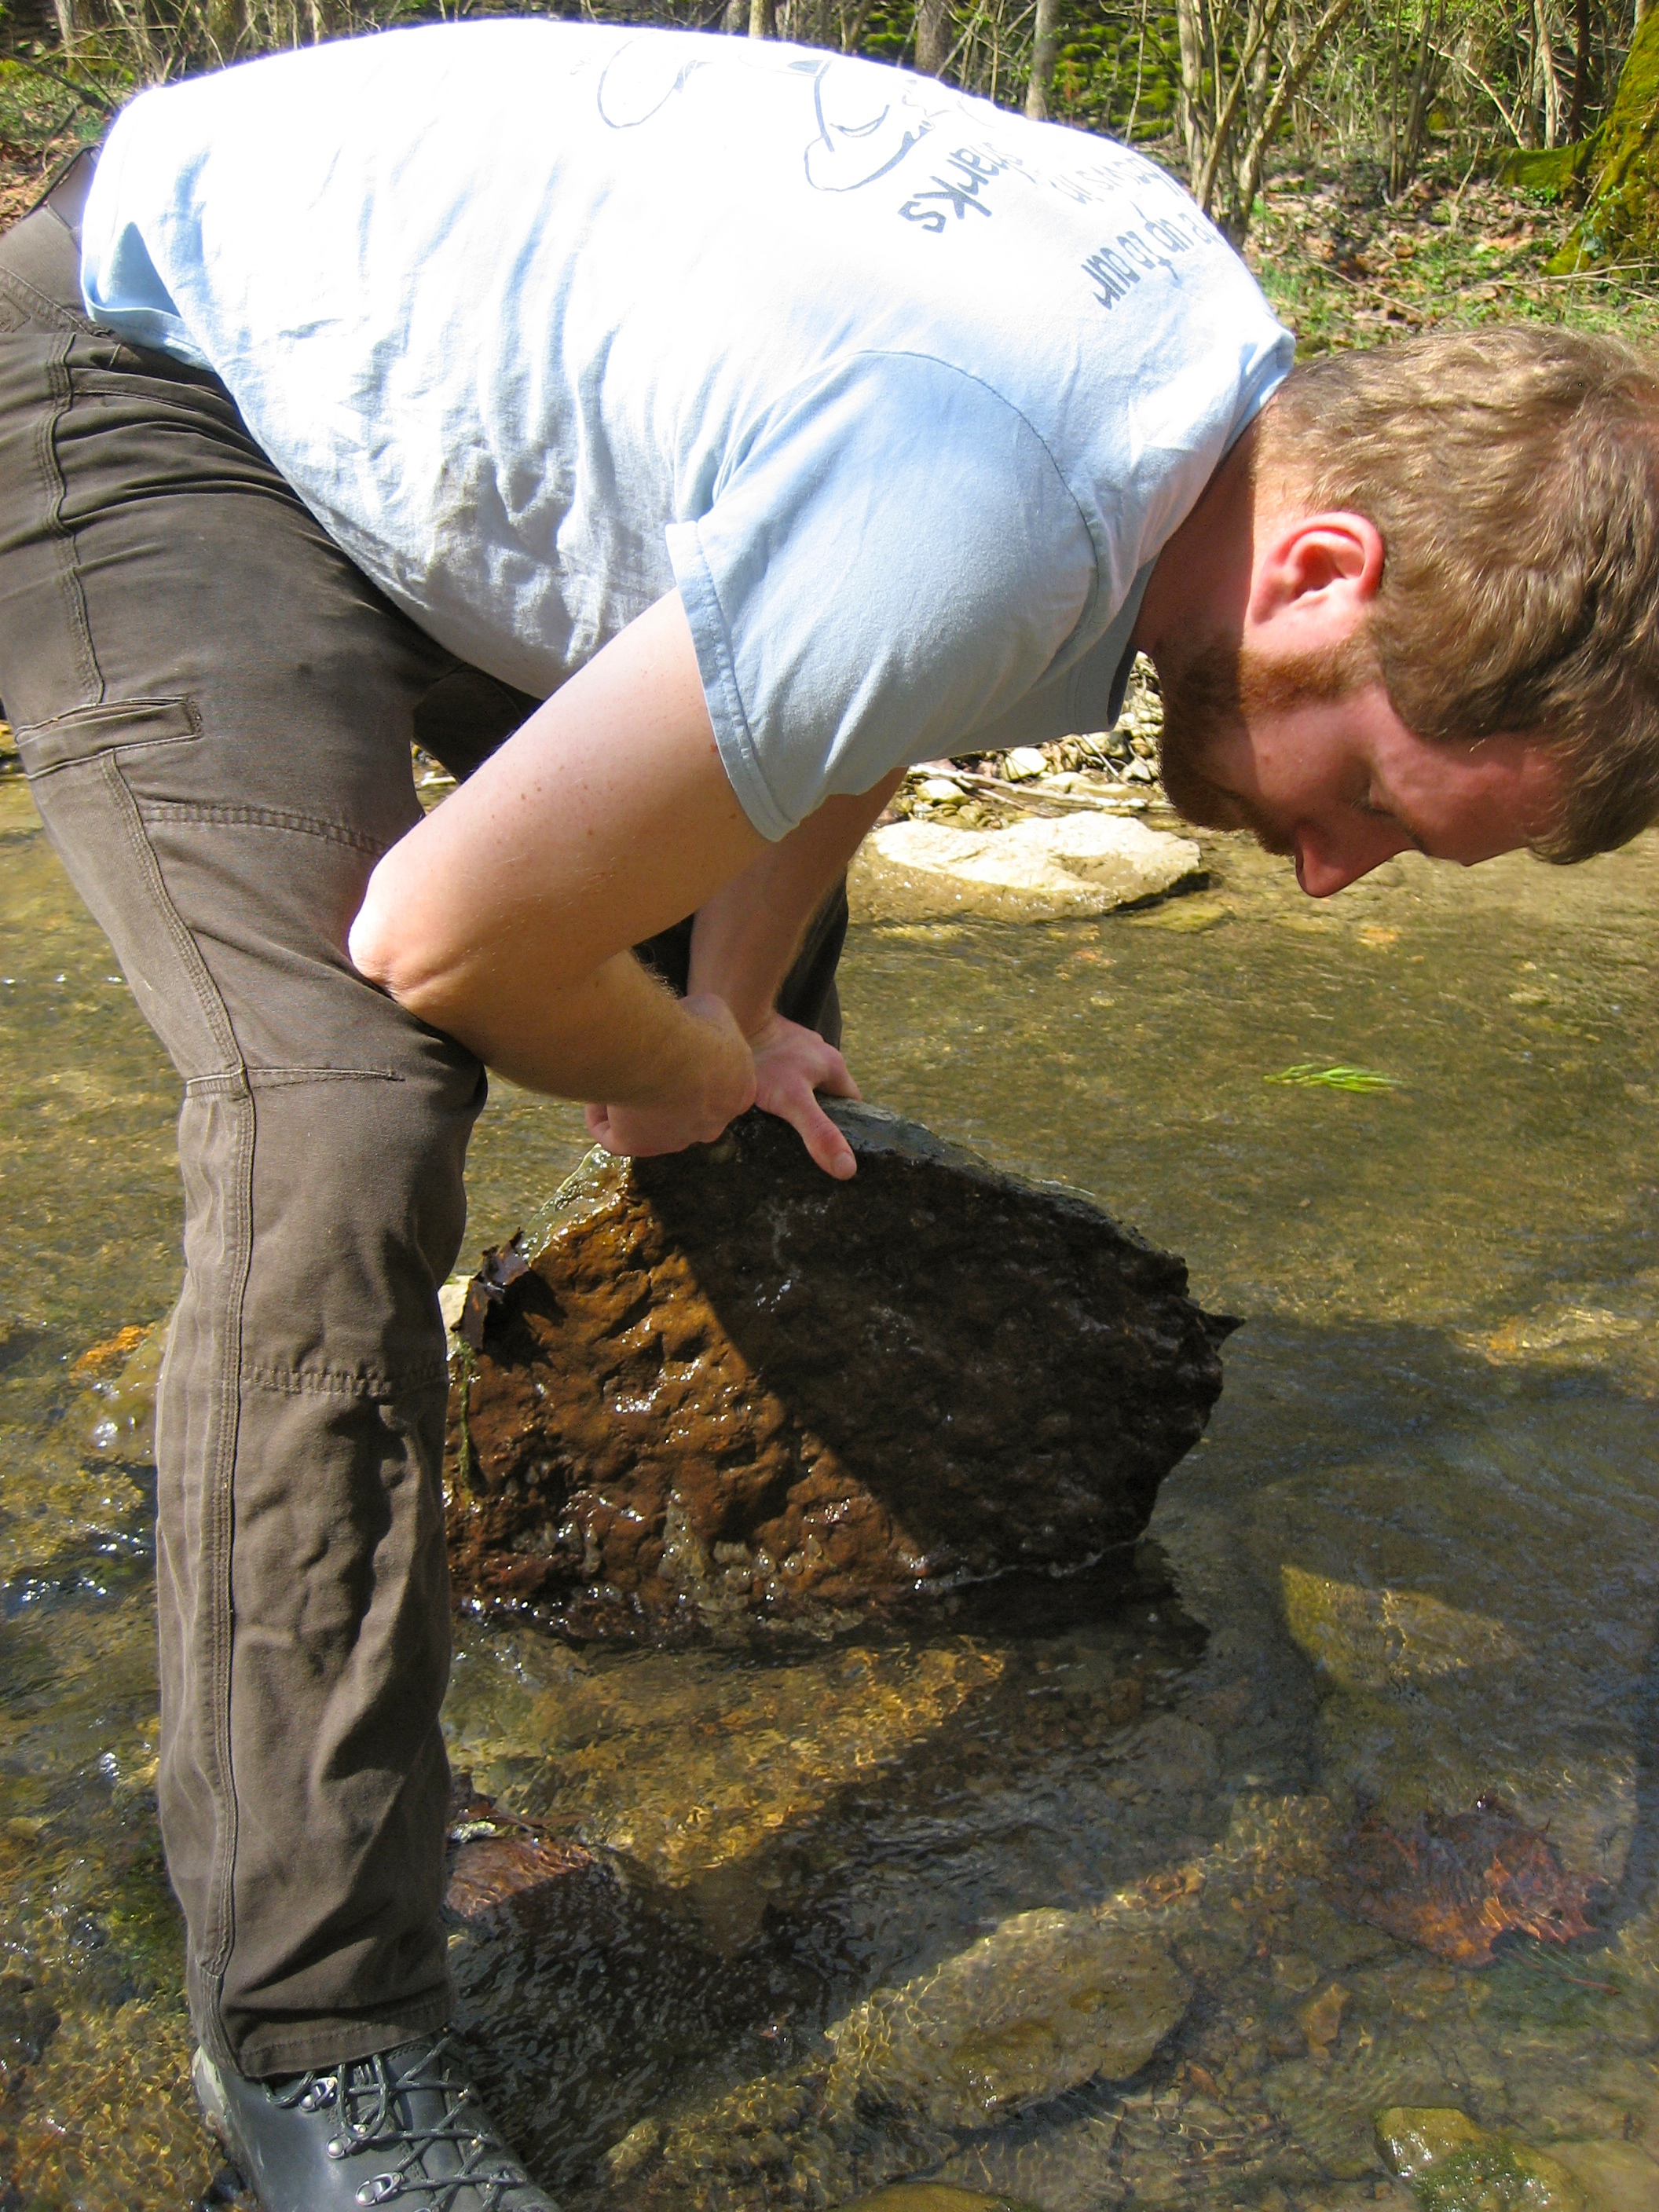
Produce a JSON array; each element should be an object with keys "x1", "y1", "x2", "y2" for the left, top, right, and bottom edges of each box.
[{"x1": 193, "y1": 2031, "x2": 559, "y2": 2211}]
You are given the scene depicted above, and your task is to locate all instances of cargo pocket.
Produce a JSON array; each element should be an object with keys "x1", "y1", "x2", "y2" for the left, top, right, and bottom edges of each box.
[{"x1": 13, "y1": 694, "x2": 200, "y2": 777}]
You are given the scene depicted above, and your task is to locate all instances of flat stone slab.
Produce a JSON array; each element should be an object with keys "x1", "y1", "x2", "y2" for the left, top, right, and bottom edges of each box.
[
  {"x1": 848, "y1": 814, "x2": 1202, "y2": 923},
  {"x1": 445, "y1": 1103, "x2": 1234, "y2": 1641}
]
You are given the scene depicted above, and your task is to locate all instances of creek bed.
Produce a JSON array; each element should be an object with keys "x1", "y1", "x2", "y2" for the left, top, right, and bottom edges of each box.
[{"x1": 2, "y1": 765, "x2": 1657, "y2": 2210}]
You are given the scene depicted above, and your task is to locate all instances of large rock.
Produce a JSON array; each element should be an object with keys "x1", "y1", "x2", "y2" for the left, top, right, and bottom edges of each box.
[
  {"x1": 848, "y1": 813, "x2": 1202, "y2": 922},
  {"x1": 445, "y1": 1103, "x2": 1233, "y2": 1641}
]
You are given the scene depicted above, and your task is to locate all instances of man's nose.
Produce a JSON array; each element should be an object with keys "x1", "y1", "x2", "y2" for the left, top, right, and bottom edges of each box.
[{"x1": 1293, "y1": 823, "x2": 1408, "y2": 898}]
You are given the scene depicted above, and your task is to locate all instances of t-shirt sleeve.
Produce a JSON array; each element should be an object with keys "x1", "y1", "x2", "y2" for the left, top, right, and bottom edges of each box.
[{"x1": 665, "y1": 352, "x2": 1097, "y2": 841}]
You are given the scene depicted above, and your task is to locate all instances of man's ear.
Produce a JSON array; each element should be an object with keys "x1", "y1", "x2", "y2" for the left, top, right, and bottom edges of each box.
[{"x1": 1248, "y1": 511, "x2": 1386, "y2": 639}]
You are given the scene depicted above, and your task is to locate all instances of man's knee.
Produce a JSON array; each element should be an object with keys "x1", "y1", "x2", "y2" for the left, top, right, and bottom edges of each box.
[{"x1": 219, "y1": 1042, "x2": 485, "y2": 1394}]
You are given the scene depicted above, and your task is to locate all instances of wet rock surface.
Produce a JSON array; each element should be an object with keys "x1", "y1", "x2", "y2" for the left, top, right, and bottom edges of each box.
[
  {"x1": 445, "y1": 1102, "x2": 1234, "y2": 1641},
  {"x1": 824, "y1": 1910, "x2": 1192, "y2": 2130}
]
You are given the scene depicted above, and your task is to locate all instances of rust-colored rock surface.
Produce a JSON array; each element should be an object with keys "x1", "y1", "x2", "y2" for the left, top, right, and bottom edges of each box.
[{"x1": 445, "y1": 1102, "x2": 1234, "y2": 1640}]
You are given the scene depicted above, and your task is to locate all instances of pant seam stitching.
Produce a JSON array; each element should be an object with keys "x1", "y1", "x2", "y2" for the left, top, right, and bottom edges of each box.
[
  {"x1": 104, "y1": 753, "x2": 243, "y2": 1072},
  {"x1": 139, "y1": 801, "x2": 390, "y2": 856},
  {"x1": 0, "y1": 262, "x2": 101, "y2": 337},
  {"x1": 102, "y1": 751, "x2": 253, "y2": 2057},
  {"x1": 242, "y1": 1067, "x2": 405, "y2": 1088},
  {"x1": 37, "y1": 324, "x2": 102, "y2": 706},
  {"x1": 236, "y1": 1989, "x2": 455, "y2": 2078},
  {"x1": 242, "y1": 1361, "x2": 451, "y2": 1399}
]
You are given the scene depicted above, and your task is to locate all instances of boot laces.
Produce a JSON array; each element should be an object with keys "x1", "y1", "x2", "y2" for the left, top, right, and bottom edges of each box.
[{"x1": 270, "y1": 2034, "x2": 539, "y2": 2210}]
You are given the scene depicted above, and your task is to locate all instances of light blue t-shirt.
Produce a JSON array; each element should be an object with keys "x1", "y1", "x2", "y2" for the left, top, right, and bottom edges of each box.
[{"x1": 81, "y1": 23, "x2": 1293, "y2": 840}]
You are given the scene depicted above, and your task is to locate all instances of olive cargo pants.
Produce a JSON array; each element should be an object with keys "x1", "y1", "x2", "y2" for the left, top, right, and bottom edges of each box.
[{"x1": 0, "y1": 171, "x2": 844, "y2": 2077}]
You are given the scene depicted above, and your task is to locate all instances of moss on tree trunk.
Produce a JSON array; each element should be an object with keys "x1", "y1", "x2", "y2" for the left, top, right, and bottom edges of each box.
[{"x1": 1544, "y1": 5, "x2": 1659, "y2": 269}]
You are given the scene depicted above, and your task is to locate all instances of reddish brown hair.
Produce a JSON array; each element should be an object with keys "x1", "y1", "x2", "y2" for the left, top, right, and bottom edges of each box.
[{"x1": 1260, "y1": 324, "x2": 1659, "y2": 861}]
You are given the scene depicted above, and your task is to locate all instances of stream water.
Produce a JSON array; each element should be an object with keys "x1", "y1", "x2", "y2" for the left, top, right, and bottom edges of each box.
[{"x1": 2, "y1": 756, "x2": 1657, "y2": 2210}]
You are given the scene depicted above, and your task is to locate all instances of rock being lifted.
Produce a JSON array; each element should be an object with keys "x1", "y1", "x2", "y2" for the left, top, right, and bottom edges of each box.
[{"x1": 445, "y1": 1103, "x2": 1236, "y2": 1640}]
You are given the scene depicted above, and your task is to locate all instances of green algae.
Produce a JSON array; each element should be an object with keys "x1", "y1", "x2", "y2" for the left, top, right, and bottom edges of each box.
[
  {"x1": 1502, "y1": 145, "x2": 1595, "y2": 201},
  {"x1": 1377, "y1": 2107, "x2": 1588, "y2": 2210}
]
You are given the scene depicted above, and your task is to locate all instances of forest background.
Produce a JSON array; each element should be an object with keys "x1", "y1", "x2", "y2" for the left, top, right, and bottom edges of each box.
[{"x1": 0, "y1": 0, "x2": 1654, "y2": 364}]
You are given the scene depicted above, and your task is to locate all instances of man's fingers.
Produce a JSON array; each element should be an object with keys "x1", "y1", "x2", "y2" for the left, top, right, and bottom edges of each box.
[
  {"x1": 772, "y1": 1083, "x2": 856, "y2": 1179},
  {"x1": 813, "y1": 1046, "x2": 862, "y2": 1102}
]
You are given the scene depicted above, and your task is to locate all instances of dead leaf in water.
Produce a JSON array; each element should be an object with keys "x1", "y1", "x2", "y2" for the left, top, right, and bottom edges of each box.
[
  {"x1": 1298, "y1": 1981, "x2": 1348, "y2": 2057},
  {"x1": 1331, "y1": 1796, "x2": 1606, "y2": 1965}
]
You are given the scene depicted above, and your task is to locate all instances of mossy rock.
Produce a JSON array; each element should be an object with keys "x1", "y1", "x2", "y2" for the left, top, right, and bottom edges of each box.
[
  {"x1": 1500, "y1": 142, "x2": 1595, "y2": 202},
  {"x1": 1551, "y1": 7, "x2": 1659, "y2": 269},
  {"x1": 1375, "y1": 2107, "x2": 1587, "y2": 2210}
]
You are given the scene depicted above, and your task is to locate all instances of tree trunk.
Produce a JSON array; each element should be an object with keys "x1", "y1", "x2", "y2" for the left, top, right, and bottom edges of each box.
[
  {"x1": 1552, "y1": 1, "x2": 1659, "y2": 266},
  {"x1": 1026, "y1": 0, "x2": 1061, "y2": 118},
  {"x1": 915, "y1": 0, "x2": 951, "y2": 75},
  {"x1": 1569, "y1": 0, "x2": 1591, "y2": 136},
  {"x1": 749, "y1": 0, "x2": 775, "y2": 38},
  {"x1": 839, "y1": 0, "x2": 876, "y2": 48},
  {"x1": 1229, "y1": 0, "x2": 1359, "y2": 241},
  {"x1": 1175, "y1": 0, "x2": 1208, "y2": 190},
  {"x1": 1534, "y1": 0, "x2": 1562, "y2": 148}
]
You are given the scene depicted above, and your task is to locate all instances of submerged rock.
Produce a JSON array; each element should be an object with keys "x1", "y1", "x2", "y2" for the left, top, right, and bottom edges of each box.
[
  {"x1": 1376, "y1": 2108, "x2": 1587, "y2": 2210},
  {"x1": 67, "y1": 1320, "x2": 165, "y2": 1465},
  {"x1": 824, "y1": 1910, "x2": 1192, "y2": 2130},
  {"x1": 443, "y1": 1771, "x2": 603, "y2": 1933},
  {"x1": 445, "y1": 1103, "x2": 1234, "y2": 1640},
  {"x1": 1281, "y1": 1566, "x2": 1523, "y2": 1694},
  {"x1": 848, "y1": 814, "x2": 1202, "y2": 923}
]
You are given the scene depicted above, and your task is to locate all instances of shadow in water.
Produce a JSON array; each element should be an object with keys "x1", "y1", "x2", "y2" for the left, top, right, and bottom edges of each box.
[
  {"x1": 449, "y1": 1302, "x2": 1659, "y2": 2203},
  {"x1": 451, "y1": 1543, "x2": 1216, "y2": 2196}
]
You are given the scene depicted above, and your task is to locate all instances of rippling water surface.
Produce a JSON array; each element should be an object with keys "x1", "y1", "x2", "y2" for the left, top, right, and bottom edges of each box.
[{"x1": 3, "y1": 760, "x2": 1657, "y2": 2210}]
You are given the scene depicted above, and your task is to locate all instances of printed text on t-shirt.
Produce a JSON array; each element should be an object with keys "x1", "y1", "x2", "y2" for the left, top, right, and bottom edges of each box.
[{"x1": 1082, "y1": 204, "x2": 1214, "y2": 309}]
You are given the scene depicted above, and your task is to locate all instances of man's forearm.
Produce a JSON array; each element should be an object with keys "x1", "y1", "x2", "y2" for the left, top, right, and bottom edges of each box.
[
  {"x1": 425, "y1": 945, "x2": 749, "y2": 1115},
  {"x1": 687, "y1": 771, "x2": 904, "y2": 1030}
]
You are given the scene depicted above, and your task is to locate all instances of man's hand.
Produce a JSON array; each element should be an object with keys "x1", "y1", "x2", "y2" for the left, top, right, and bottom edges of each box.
[
  {"x1": 749, "y1": 1011, "x2": 860, "y2": 1179},
  {"x1": 584, "y1": 993, "x2": 756, "y2": 1158}
]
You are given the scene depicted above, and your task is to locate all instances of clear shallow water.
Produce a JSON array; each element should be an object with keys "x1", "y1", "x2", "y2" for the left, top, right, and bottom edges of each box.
[{"x1": 2, "y1": 763, "x2": 1658, "y2": 2209}]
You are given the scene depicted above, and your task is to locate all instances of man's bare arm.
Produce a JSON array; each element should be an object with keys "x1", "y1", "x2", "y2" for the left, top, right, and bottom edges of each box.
[
  {"x1": 348, "y1": 591, "x2": 901, "y2": 1172},
  {"x1": 688, "y1": 775, "x2": 903, "y2": 1177},
  {"x1": 349, "y1": 591, "x2": 768, "y2": 1124},
  {"x1": 590, "y1": 772, "x2": 903, "y2": 1174},
  {"x1": 686, "y1": 776, "x2": 903, "y2": 1035}
]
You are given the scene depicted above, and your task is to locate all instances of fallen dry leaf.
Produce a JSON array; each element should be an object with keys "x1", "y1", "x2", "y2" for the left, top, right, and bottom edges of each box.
[
  {"x1": 1299, "y1": 1981, "x2": 1348, "y2": 2056},
  {"x1": 1331, "y1": 1796, "x2": 1606, "y2": 1965}
]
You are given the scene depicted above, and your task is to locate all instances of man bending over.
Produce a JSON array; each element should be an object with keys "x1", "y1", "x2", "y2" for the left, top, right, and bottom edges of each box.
[{"x1": 0, "y1": 20, "x2": 1654, "y2": 2207}]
